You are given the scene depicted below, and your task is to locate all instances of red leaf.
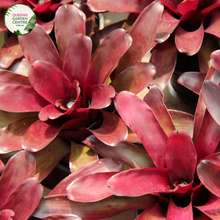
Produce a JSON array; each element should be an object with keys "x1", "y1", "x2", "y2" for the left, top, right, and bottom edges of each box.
[
  {"x1": 177, "y1": 0, "x2": 199, "y2": 15},
  {"x1": 0, "y1": 209, "x2": 14, "y2": 219},
  {"x1": 114, "y1": 91, "x2": 167, "y2": 168},
  {"x1": 39, "y1": 104, "x2": 65, "y2": 121}
]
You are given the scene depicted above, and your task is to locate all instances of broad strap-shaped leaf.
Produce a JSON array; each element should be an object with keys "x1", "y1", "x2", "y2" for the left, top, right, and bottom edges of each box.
[
  {"x1": 0, "y1": 150, "x2": 36, "y2": 210},
  {"x1": 84, "y1": 135, "x2": 155, "y2": 169},
  {"x1": 2, "y1": 178, "x2": 43, "y2": 220},
  {"x1": 151, "y1": 40, "x2": 178, "y2": 90},
  {"x1": 89, "y1": 110, "x2": 128, "y2": 146},
  {"x1": 175, "y1": 22, "x2": 204, "y2": 56},
  {"x1": 22, "y1": 119, "x2": 61, "y2": 152},
  {"x1": 107, "y1": 168, "x2": 171, "y2": 196},
  {"x1": 202, "y1": 80, "x2": 220, "y2": 126},
  {"x1": 55, "y1": 4, "x2": 86, "y2": 60},
  {"x1": 114, "y1": 91, "x2": 167, "y2": 168},
  {"x1": 86, "y1": 28, "x2": 132, "y2": 89},
  {"x1": 110, "y1": 63, "x2": 156, "y2": 94},
  {"x1": 19, "y1": 24, "x2": 63, "y2": 69},
  {"x1": 0, "y1": 35, "x2": 23, "y2": 69},
  {"x1": 33, "y1": 195, "x2": 158, "y2": 219},
  {"x1": 177, "y1": 0, "x2": 199, "y2": 15},
  {"x1": 0, "y1": 209, "x2": 14, "y2": 219},
  {"x1": 113, "y1": 1, "x2": 163, "y2": 77},
  {"x1": 210, "y1": 50, "x2": 220, "y2": 71},
  {"x1": 144, "y1": 85, "x2": 175, "y2": 137},
  {"x1": 49, "y1": 158, "x2": 123, "y2": 196},
  {"x1": 63, "y1": 34, "x2": 92, "y2": 92},
  {"x1": 166, "y1": 130, "x2": 196, "y2": 185},
  {"x1": 0, "y1": 117, "x2": 37, "y2": 154}
]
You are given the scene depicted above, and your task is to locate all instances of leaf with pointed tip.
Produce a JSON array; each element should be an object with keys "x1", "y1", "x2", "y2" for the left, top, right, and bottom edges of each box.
[
  {"x1": 210, "y1": 50, "x2": 220, "y2": 71},
  {"x1": 89, "y1": 110, "x2": 128, "y2": 146},
  {"x1": 0, "y1": 209, "x2": 14, "y2": 219},
  {"x1": 49, "y1": 158, "x2": 123, "y2": 196},
  {"x1": 114, "y1": 91, "x2": 167, "y2": 168},
  {"x1": 2, "y1": 178, "x2": 43, "y2": 220},
  {"x1": 111, "y1": 63, "x2": 156, "y2": 94},
  {"x1": 202, "y1": 80, "x2": 220, "y2": 126},
  {"x1": 151, "y1": 40, "x2": 178, "y2": 90},
  {"x1": 0, "y1": 35, "x2": 23, "y2": 69},
  {"x1": 113, "y1": 1, "x2": 164, "y2": 77},
  {"x1": 69, "y1": 142, "x2": 98, "y2": 173},
  {"x1": 144, "y1": 85, "x2": 175, "y2": 137},
  {"x1": 19, "y1": 24, "x2": 63, "y2": 69},
  {"x1": 178, "y1": 72, "x2": 206, "y2": 94},
  {"x1": 22, "y1": 119, "x2": 61, "y2": 152},
  {"x1": 84, "y1": 135, "x2": 155, "y2": 169},
  {"x1": 166, "y1": 130, "x2": 196, "y2": 185},
  {"x1": 86, "y1": 28, "x2": 132, "y2": 88},
  {"x1": 175, "y1": 22, "x2": 204, "y2": 56},
  {"x1": 33, "y1": 195, "x2": 157, "y2": 219},
  {"x1": 0, "y1": 151, "x2": 35, "y2": 210},
  {"x1": 63, "y1": 34, "x2": 91, "y2": 92},
  {"x1": 0, "y1": 117, "x2": 37, "y2": 154},
  {"x1": 33, "y1": 137, "x2": 70, "y2": 181}
]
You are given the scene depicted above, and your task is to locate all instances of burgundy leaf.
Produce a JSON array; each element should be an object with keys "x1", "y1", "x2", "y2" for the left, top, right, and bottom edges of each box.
[
  {"x1": 89, "y1": 110, "x2": 128, "y2": 146},
  {"x1": 29, "y1": 61, "x2": 72, "y2": 105},
  {"x1": 84, "y1": 135, "x2": 155, "y2": 169},
  {"x1": 144, "y1": 85, "x2": 175, "y2": 137},
  {"x1": 0, "y1": 35, "x2": 23, "y2": 69},
  {"x1": 110, "y1": 63, "x2": 156, "y2": 94},
  {"x1": 0, "y1": 209, "x2": 14, "y2": 219},
  {"x1": 2, "y1": 178, "x2": 43, "y2": 220},
  {"x1": 175, "y1": 22, "x2": 204, "y2": 56},
  {"x1": 19, "y1": 24, "x2": 63, "y2": 69},
  {"x1": 0, "y1": 151, "x2": 35, "y2": 210},
  {"x1": 63, "y1": 34, "x2": 92, "y2": 92},
  {"x1": 107, "y1": 168, "x2": 171, "y2": 196},
  {"x1": 151, "y1": 40, "x2": 178, "y2": 90},
  {"x1": 166, "y1": 130, "x2": 196, "y2": 185},
  {"x1": 39, "y1": 104, "x2": 64, "y2": 121},
  {"x1": 86, "y1": 28, "x2": 132, "y2": 88},
  {"x1": 114, "y1": 91, "x2": 167, "y2": 168},
  {"x1": 55, "y1": 4, "x2": 86, "y2": 60},
  {"x1": 22, "y1": 119, "x2": 61, "y2": 152},
  {"x1": 210, "y1": 50, "x2": 220, "y2": 71},
  {"x1": 49, "y1": 158, "x2": 123, "y2": 196},
  {"x1": 0, "y1": 12, "x2": 7, "y2": 31}
]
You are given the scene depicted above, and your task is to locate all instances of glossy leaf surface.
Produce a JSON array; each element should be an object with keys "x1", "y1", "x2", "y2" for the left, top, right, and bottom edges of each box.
[
  {"x1": 0, "y1": 209, "x2": 14, "y2": 219},
  {"x1": 210, "y1": 50, "x2": 220, "y2": 71}
]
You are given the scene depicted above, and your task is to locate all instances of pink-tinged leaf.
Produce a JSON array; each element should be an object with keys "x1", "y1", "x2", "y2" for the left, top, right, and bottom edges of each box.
[
  {"x1": 195, "y1": 110, "x2": 220, "y2": 161},
  {"x1": 144, "y1": 85, "x2": 175, "y2": 136},
  {"x1": 55, "y1": 4, "x2": 85, "y2": 60},
  {"x1": 19, "y1": 24, "x2": 63, "y2": 69},
  {"x1": 63, "y1": 34, "x2": 91, "y2": 92},
  {"x1": 84, "y1": 135, "x2": 155, "y2": 169},
  {"x1": 36, "y1": 17, "x2": 54, "y2": 34},
  {"x1": 167, "y1": 198, "x2": 193, "y2": 220},
  {"x1": 87, "y1": 84, "x2": 115, "y2": 109},
  {"x1": 33, "y1": 137, "x2": 70, "y2": 181},
  {"x1": 0, "y1": 150, "x2": 35, "y2": 210},
  {"x1": 107, "y1": 168, "x2": 171, "y2": 196},
  {"x1": 177, "y1": 0, "x2": 199, "y2": 15},
  {"x1": 169, "y1": 110, "x2": 194, "y2": 138},
  {"x1": 33, "y1": 195, "x2": 158, "y2": 219},
  {"x1": 178, "y1": 72, "x2": 206, "y2": 94},
  {"x1": 210, "y1": 50, "x2": 220, "y2": 71},
  {"x1": 2, "y1": 178, "x2": 43, "y2": 220},
  {"x1": 29, "y1": 61, "x2": 72, "y2": 105},
  {"x1": 110, "y1": 63, "x2": 156, "y2": 94},
  {"x1": 86, "y1": 28, "x2": 132, "y2": 88},
  {"x1": 0, "y1": 159, "x2": 4, "y2": 173},
  {"x1": 42, "y1": 215, "x2": 81, "y2": 220},
  {"x1": 0, "y1": 35, "x2": 23, "y2": 69},
  {"x1": 89, "y1": 110, "x2": 128, "y2": 146},
  {"x1": 0, "y1": 209, "x2": 14, "y2": 219},
  {"x1": 69, "y1": 142, "x2": 98, "y2": 173},
  {"x1": 67, "y1": 172, "x2": 116, "y2": 202},
  {"x1": 175, "y1": 22, "x2": 204, "y2": 56},
  {"x1": 8, "y1": 58, "x2": 31, "y2": 77},
  {"x1": 113, "y1": 1, "x2": 164, "y2": 77},
  {"x1": 202, "y1": 80, "x2": 220, "y2": 126},
  {"x1": 49, "y1": 158, "x2": 123, "y2": 196},
  {"x1": 114, "y1": 91, "x2": 168, "y2": 168},
  {"x1": 22, "y1": 119, "x2": 61, "y2": 152},
  {"x1": 0, "y1": 117, "x2": 37, "y2": 154},
  {"x1": 151, "y1": 40, "x2": 178, "y2": 90},
  {"x1": 166, "y1": 130, "x2": 196, "y2": 185},
  {"x1": 39, "y1": 104, "x2": 64, "y2": 121}
]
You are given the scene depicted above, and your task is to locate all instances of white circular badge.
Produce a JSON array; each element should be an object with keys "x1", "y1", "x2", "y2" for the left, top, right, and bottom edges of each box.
[{"x1": 4, "y1": 4, "x2": 36, "y2": 36}]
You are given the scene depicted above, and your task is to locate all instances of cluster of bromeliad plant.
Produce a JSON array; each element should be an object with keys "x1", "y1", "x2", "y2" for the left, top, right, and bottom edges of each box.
[{"x1": 0, "y1": 0, "x2": 220, "y2": 219}]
